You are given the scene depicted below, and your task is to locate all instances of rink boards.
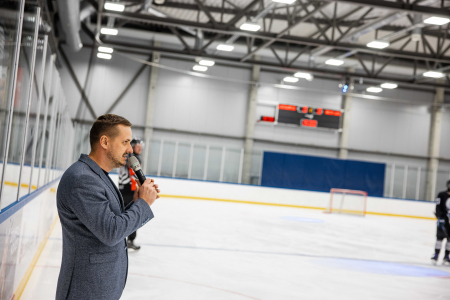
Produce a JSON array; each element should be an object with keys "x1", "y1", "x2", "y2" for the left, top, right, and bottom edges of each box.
[{"x1": 0, "y1": 172, "x2": 58, "y2": 300}]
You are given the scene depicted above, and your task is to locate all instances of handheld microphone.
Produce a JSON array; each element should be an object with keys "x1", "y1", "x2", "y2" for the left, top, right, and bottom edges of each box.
[{"x1": 128, "y1": 156, "x2": 146, "y2": 185}]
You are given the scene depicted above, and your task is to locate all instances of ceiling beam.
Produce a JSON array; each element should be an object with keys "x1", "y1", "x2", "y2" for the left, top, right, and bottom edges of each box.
[
  {"x1": 323, "y1": 0, "x2": 450, "y2": 17},
  {"x1": 94, "y1": 39, "x2": 450, "y2": 90},
  {"x1": 101, "y1": 11, "x2": 450, "y2": 64}
]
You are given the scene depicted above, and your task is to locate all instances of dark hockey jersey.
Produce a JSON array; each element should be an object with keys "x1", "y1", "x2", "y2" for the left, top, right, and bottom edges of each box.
[{"x1": 435, "y1": 191, "x2": 450, "y2": 219}]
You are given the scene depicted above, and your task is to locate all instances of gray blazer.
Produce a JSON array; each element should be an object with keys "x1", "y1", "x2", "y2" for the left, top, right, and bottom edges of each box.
[{"x1": 56, "y1": 154, "x2": 153, "y2": 300}]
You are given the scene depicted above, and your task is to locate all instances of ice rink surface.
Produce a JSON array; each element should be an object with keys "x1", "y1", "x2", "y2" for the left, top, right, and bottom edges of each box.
[{"x1": 21, "y1": 197, "x2": 450, "y2": 300}]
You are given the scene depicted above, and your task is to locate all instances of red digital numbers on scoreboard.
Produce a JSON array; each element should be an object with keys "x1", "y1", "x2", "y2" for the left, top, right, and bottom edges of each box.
[
  {"x1": 261, "y1": 116, "x2": 275, "y2": 122},
  {"x1": 301, "y1": 119, "x2": 318, "y2": 127},
  {"x1": 324, "y1": 109, "x2": 341, "y2": 117},
  {"x1": 302, "y1": 106, "x2": 308, "y2": 113},
  {"x1": 278, "y1": 104, "x2": 297, "y2": 111},
  {"x1": 316, "y1": 108, "x2": 323, "y2": 115}
]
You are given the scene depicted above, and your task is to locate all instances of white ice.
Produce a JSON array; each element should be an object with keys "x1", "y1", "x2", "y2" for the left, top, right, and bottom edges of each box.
[{"x1": 21, "y1": 197, "x2": 450, "y2": 300}]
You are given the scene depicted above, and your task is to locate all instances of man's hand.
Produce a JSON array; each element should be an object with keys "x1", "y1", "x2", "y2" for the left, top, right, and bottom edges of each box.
[{"x1": 133, "y1": 179, "x2": 160, "y2": 206}]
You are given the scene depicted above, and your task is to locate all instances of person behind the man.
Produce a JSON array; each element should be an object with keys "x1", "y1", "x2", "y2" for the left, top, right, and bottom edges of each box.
[
  {"x1": 431, "y1": 179, "x2": 450, "y2": 265},
  {"x1": 119, "y1": 138, "x2": 144, "y2": 250},
  {"x1": 56, "y1": 114, "x2": 160, "y2": 300}
]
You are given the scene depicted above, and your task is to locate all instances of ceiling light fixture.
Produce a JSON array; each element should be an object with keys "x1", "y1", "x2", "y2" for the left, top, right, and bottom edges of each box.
[
  {"x1": 104, "y1": 2, "x2": 125, "y2": 12},
  {"x1": 198, "y1": 60, "x2": 215, "y2": 66},
  {"x1": 294, "y1": 72, "x2": 313, "y2": 81},
  {"x1": 424, "y1": 16, "x2": 450, "y2": 26},
  {"x1": 193, "y1": 65, "x2": 208, "y2": 72},
  {"x1": 100, "y1": 28, "x2": 118, "y2": 35},
  {"x1": 97, "y1": 53, "x2": 112, "y2": 60},
  {"x1": 325, "y1": 59, "x2": 344, "y2": 66},
  {"x1": 423, "y1": 71, "x2": 445, "y2": 78},
  {"x1": 366, "y1": 40, "x2": 390, "y2": 49},
  {"x1": 98, "y1": 46, "x2": 113, "y2": 53},
  {"x1": 216, "y1": 44, "x2": 234, "y2": 51},
  {"x1": 283, "y1": 77, "x2": 299, "y2": 83},
  {"x1": 380, "y1": 83, "x2": 398, "y2": 89},
  {"x1": 239, "y1": 22, "x2": 261, "y2": 32},
  {"x1": 366, "y1": 87, "x2": 382, "y2": 93}
]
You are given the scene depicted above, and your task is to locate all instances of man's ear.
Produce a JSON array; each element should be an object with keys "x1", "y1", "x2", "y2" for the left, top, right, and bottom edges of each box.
[{"x1": 99, "y1": 135, "x2": 109, "y2": 150}]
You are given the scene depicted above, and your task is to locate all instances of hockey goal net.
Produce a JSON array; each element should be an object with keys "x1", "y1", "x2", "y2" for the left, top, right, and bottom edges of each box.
[{"x1": 324, "y1": 188, "x2": 368, "y2": 216}]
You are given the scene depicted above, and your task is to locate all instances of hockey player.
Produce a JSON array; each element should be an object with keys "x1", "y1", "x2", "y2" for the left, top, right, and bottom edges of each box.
[
  {"x1": 119, "y1": 138, "x2": 144, "y2": 250},
  {"x1": 431, "y1": 179, "x2": 450, "y2": 265}
]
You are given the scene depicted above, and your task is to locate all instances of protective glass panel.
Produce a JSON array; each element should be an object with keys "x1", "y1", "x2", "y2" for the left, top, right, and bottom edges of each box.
[
  {"x1": 190, "y1": 144, "x2": 206, "y2": 180},
  {"x1": 250, "y1": 151, "x2": 263, "y2": 185},
  {"x1": 175, "y1": 142, "x2": 190, "y2": 178},
  {"x1": 206, "y1": 146, "x2": 222, "y2": 182},
  {"x1": 223, "y1": 148, "x2": 241, "y2": 183},
  {"x1": 392, "y1": 165, "x2": 405, "y2": 199},
  {"x1": 418, "y1": 168, "x2": 427, "y2": 201},
  {"x1": 160, "y1": 140, "x2": 175, "y2": 177},
  {"x1": 0, "y1": 0, "x2": 24, "y2": 188},
  {"x1": 147, "y1": 140, "x2": 160, "y2": 176},
  {"x1": 405, "y1": 167, "x2": 419, "y2": 200},
  {"x1": 2, "y1": 7, "x2": 39, "y2": 208},
  {"x1": 435, "y1": 169, "x2": 449, "y2": 198}
]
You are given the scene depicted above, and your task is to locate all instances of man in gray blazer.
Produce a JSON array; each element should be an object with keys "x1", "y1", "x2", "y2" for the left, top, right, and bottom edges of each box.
[{"x1": 56, "y1": 114, "x2": 159, "y2": 300}]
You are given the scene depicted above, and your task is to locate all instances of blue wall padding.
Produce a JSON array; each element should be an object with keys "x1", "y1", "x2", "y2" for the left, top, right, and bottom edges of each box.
[{"x1": 261, "y1": 152, "x2": 385, "y2": 197}]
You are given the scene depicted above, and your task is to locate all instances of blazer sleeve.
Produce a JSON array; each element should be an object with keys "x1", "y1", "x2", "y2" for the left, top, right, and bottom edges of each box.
[{"x1": 67, "y1": 175, "x2": 154, "y2": 246}]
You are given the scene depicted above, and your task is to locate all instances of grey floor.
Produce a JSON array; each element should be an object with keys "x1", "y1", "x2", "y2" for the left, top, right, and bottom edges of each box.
[{"x1": 21, "y1": 197, "x2": 450, "y2": 300}]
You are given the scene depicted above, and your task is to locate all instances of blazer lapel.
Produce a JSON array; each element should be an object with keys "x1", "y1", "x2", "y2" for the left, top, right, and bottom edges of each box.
[{"x1": 78, "y1": 154, "x2": 124, "y2": 211}]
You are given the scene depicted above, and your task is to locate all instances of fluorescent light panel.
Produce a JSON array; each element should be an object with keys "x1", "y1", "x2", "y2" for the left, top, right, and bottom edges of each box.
[
  {"x1": 380, "y1": 83, "x2": 397, "y2": 89},
  {"x1": 100, "y1": 28, "x2": 118, "y2": 35},
  {"x1": 366, "y1": 40, "x2": 390, "y2": 49},
  {"x1": 424, "y1": 16, "x2": 450, "y2": 26},
  {"x1": 198, "y1": 60, "x2": 215, "y2": 66},
  {"x1": 423, "y1": 71, "x2": 445, "y2": 78},
  {"x1": 216, "y1": 44, "x2": 234, "y2": 51},
  {"x1": 325, "y1": 59, "x2": 344, "y2": 66},
  {"x1": 239, "y1": 22, "x2": 261, "y2": 32},
  {"x1": 193, "y1": 65, "x2": 208, "y2": 72},
  {"x1": 294, "y1": 72, "x2": 313, "y2": 80},
  {"x1": 98, "y1": 46, "x2": 113, "y2": 53},
  {"x1": 366, "y1": 87, "x2": 382, "y2": 93},
  {"x1": 283, "y1": 77, "x2": 299, "y2": 83},
  {"x1": 104, "y1": 2, "x2": 125, "y2": 12},
  {"x1": 97, "y1": 53, "x2": 112, "y2": 60},
  {"x1": 272, "y1": 0, "x2": 296, "y2": 4}
]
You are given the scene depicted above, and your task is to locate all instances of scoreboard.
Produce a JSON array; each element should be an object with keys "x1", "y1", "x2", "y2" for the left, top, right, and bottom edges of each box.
[{"x1": 261, "y1": 104, "x2": 343, "y2": 130}]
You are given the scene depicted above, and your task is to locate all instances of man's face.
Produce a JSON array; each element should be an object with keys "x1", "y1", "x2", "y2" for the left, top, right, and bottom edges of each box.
[
  {"x1": 106, "y1": 125, "x2": 133, "y2": 168},
  {"x1": 133, "y1": 143, "x2": 142, "y2": 155}
]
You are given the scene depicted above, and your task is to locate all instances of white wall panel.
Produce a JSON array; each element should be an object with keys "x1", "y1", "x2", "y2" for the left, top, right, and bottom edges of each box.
[
  {"x1": 60, "y1": 46, "x2": 150, "y2": 124},
  {"x1": 59, "y1": 50, "x2": 442, "y2": 169},
  {"x1": 439, "y1": 110, "x2": 450, "y2": 158},
  {"x1": 59, "y1": 45, "x2": 92, "y2": 120},
  {"x1": 348, "y1": 98, "x2": 431, "y2": 157},
  {"x1": 153, "y1": 58, "x2": 250, "y2": 137}
]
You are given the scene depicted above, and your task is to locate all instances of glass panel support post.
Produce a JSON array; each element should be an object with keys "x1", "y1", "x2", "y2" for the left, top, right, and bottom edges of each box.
[{"x1": 17, "y1": 8, "x2": 41, "y2": 200}]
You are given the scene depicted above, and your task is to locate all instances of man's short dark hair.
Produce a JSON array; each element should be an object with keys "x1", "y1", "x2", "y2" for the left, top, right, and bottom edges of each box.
[{"x1": 89, "y1": 114, "x2": 132, "y2": 151}]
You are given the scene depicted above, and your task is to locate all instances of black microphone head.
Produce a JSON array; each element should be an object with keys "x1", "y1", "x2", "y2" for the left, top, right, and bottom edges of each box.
[{"x1": 128, "y1": 156, "x2": 142, "y2": 171}]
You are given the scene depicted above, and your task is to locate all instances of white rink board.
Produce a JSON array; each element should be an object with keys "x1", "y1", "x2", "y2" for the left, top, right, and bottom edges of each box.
[{"x1": 110, "y1": 175, "x2": 436, "y2": 219}]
